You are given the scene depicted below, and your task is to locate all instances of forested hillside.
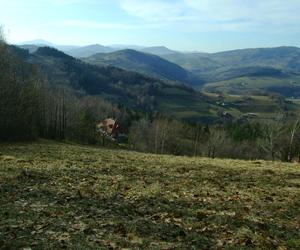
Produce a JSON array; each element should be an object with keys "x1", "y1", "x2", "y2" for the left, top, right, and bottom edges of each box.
[
  {"x1": 32, "y1": 47, "x2": 213, "y2": 111},
  {"x1": 84, "y1": 49, "x2": 201, "y2": 85},
  {"x1": 0, "y1": 37, "x2": 133, "y2": 143}
]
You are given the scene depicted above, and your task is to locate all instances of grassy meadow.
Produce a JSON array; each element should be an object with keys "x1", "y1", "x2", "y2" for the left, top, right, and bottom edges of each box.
[
  {"x1": 202, "y1": 76, "x2": 300, "y2": 97},
  {"x1": 1, "y1": 141, "x2": 300, "y2": 249}
]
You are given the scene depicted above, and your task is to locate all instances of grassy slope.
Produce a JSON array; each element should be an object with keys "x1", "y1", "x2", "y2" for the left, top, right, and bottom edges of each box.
[
  {"x1": 157, "y1": 87, "x2": 220, "y2": 123},
  {"x1": 202, "y1": 76, "x2": 300, "y2": 97},
  {"x1": 200, "y1": 92, "x2": 280, "y2": 121},
  {"x1": 1, "y1": 142, "x2": 300, "y2": 249},
  {"x1": 201, "y1": 78, "x2": 300, "y2": 121}
]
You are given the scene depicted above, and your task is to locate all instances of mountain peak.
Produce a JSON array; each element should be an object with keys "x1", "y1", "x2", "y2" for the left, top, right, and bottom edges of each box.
[
  {"x1": 84, "y1": 44, "x2": 108, "y2": 48},
  {"x1": 65, "y1": 44, "x2": 115, "y2": 58},
  {"x1": 21, "y1": 39, "x2": 54, "y2": 46},
  {"x1": 141, "y1": 46, "x2": 178, "y2": 56}
]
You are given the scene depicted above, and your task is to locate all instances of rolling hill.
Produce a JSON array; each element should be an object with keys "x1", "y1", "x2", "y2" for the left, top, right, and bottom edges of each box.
[
  {"x1": 161, "y1": 46, "x2": 300, "y2": 98},
  {"x1": 65, "y1": 44, "x2": 116, "y2": 58},
  {"x1": 23, "y1": 41, "x2": 300, "y2": 97},
  {"x1": 84, "y1": 49, "x2": 202, "y2": 85},
  {"x1": 197, "y1": 66, "x2": 292, "y2": 83},
  {"x1": 162, "y1": 46, "x2": 300, "y2": 83},
  {"x1": 210, "y1": 46, "x2": 300, "y2": 72},
  {"x1": 140, "y1": 46, "x2": 178, "y2": 56}
]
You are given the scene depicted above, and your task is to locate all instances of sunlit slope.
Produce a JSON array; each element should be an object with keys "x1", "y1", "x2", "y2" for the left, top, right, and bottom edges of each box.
[{"x1": 1, "y1": 142, "x2": 300, "y2": 249}]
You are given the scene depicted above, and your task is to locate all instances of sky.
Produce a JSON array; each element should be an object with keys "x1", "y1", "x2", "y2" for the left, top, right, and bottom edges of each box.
[{"x1": 1, "y1": 0, "x2": 300, "y2": 52}]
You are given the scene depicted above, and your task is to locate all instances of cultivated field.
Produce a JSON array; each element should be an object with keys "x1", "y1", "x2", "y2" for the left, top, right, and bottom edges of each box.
[{"x1": 1, "y1": 141, "x2": 300, "y2": 249}]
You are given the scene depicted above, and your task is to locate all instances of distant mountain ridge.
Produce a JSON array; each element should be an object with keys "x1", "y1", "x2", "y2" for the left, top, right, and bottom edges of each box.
[
  {"x1": 65, "y1": 44, "x2": 116, "y2": 58},
  {"x1": 19, "y1": 40, "x2": 80, "y2": 52},
  {"x1": 21, "y1": 39, "x2": 54, "y2": 46},
  {"x1": 110, "y1": 44, "x2": 146, "y2": 50},
  {"x1": 17, "y1": 40, "x2": 300, "y2": 92},
  {"x1": 84, "y1": 49, "x2": 202, "y2": 85},
  {"x1": 18, "y1": 40, "x2": 181, "y2": 57},
  {"x1": 162, "y1": 46, "x2": 300, "y2": 83},
  {"x1": 140, "y1": 46, "x2": 179, "y2": 56}
]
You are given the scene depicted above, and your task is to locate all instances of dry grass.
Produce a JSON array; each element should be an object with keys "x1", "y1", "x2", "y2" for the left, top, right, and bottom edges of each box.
[{"x1": 0, "y1": 141, "x2": 300, "y2": 249}]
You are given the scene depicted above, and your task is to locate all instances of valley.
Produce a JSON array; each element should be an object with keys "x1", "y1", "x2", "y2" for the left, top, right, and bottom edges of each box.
[{"x1": 17, "y1": 41, "x2": 300, "y2": 123}]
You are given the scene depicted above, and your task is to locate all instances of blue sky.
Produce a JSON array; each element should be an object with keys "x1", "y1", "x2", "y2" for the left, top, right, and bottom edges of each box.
[{"x1": 1, "y1": 0, "x2": 300, "y2": 52}]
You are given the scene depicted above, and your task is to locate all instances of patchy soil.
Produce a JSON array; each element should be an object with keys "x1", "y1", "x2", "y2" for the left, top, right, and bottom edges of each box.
[{"x1": 0, "y1": 141, "x2": 300, "y2": 249}]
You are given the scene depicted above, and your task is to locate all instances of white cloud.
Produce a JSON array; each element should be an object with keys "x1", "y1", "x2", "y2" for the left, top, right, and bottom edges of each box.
[
  {"x1": 185, "y1": 0, "x2": 300, "y2": 22},
  {"x1": 119, "y1": 0, "x2": 300, "y2": 31}
]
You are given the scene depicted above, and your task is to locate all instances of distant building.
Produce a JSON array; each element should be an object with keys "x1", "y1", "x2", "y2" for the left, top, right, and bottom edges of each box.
[
  {"x1": 96, "y1": 118, "x2": 119, "y2": 137},
  {"x1": 96, "y1": 118, "x2": 127, "y2": 143}
]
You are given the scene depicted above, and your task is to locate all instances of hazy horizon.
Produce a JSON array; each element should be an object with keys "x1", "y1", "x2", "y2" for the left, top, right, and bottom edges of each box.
[
  {"x1": 16, "y1": 38, "x2": 300, "y2": 54},
  {"x1": 1, "y1": 0, "x2": 300, "y2": 52}
]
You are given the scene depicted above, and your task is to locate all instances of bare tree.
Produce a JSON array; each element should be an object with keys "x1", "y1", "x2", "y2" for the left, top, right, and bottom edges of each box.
[
  {"x1": 129, "y1": 119, "x2": 151, "y2": 152},
  {"x1": 151, "y1": 118, "x2": 169, "y2": 154},
  {"x1": 287, "y1": 113, "x2": 300, "y2": 162},
  {"x1": 193, "y1": 124, "x2": 202, "y2": 157},
  {"x1": 206, "y1": 128, "x2": 227, "y2": 159},
  {"x1": 259, "y1": 115, "x2": 284, "y2": 161}
]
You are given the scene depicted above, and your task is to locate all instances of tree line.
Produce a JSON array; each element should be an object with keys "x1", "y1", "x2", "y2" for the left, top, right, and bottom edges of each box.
[{"x1": 128, "y1": 114, "x2": 300, "y2": 162}]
